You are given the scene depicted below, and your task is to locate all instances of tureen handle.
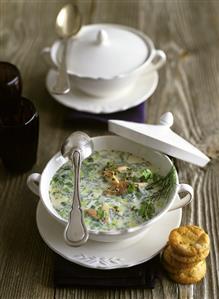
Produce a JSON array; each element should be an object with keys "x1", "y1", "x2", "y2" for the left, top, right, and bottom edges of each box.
[
  {"x1": 150, "y1": 49, "x2": 167, "y2": 70},
  {"x1": 27, "y1": 173, "x2": 41, "y2": 196},
  {"x1": 143, "y1": 49, "x2": 166, "y2": 74},
  {"x1": 168, "y1": 184, "x2": 193, "y2": 212}
]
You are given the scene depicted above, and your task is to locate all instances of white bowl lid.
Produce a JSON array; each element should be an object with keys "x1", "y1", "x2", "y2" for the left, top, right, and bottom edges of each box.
[
  {"x1": 63, "y1": 24, "x2": 150, "y2": 79},
  {"x1": 108, "y1": 112, "x2": 210, "y2": 167}
]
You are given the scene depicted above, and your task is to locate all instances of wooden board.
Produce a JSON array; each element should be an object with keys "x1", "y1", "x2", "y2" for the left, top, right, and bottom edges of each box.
[{"x1": 0, "y1": 0, "x2": 218, "y2": 298}]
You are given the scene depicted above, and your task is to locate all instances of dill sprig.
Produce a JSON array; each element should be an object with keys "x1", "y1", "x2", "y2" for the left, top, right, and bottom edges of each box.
[{"x1": 139, "y1": 167, "x2": 177, "y2": 220}]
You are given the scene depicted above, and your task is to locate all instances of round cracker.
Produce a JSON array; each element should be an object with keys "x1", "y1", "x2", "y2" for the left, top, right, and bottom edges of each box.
[
  {"x1": 163, "y1": 245, "x2": 200, "y2": 269},
  {"x1": 162, "y1": 258, "x2": 180, "y2": 274},
  {"x1": 168, "y1": 260, "x2": 206, "y2": 284},
  {"x1": 169, "y1": 225, "x2": 210, "y2": 257},
  {"x1": 171, "y1": 247, "x2": 209, "y2": 263}
]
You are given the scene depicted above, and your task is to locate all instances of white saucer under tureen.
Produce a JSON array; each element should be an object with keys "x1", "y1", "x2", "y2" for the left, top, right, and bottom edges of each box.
[{"x1": 46, "y1": 68, "x2": 159, "y2": 113}]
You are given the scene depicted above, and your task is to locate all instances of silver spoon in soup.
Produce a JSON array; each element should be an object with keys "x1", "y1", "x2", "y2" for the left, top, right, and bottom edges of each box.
[{"x1": 61, "y1": 131, "x2": 93, "y2": 247}]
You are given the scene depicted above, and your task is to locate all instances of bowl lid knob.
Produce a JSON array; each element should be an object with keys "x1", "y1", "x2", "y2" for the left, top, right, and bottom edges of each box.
[
  {"x1": 159, "y1": 112, "x2": 174, "y2": 127},
  {"x1": 96, "y1": 29, "x2": 109, "y2": 46}
]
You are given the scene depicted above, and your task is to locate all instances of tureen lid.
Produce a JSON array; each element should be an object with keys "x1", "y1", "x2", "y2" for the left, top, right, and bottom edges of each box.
[
  {"x1": 108, "y1": 112, "x2": 210, "y2": 167},
  {"x1": 65, "y1": 24, "x2": 150, "y2": 79}
]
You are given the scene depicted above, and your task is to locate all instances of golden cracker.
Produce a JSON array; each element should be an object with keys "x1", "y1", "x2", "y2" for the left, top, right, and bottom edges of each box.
[
  {"x1": 163, "y1": 245, "x2": 200, "y2": 269},
  {"x1": 168, "y1": 260, "x2": 206, "y2": 284},
  {"x1": 169, "y1": 225, "x2": 210, "y2": 257},
  {"x1": 171, "y1": 246, "x2": 209, "y2": 263}
]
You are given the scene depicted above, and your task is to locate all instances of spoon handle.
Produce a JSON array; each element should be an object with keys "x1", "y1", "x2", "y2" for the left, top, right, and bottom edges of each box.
[
  {"x1": 64, "y1": 150, "x2": 89, "y2": 246},
  {"x1": 52, "y1": 38, "x2": 70, "y2": 95}
]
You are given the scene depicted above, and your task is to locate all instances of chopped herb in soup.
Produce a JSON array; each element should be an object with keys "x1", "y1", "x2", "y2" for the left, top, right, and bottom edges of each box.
[{"x1": 49, "y1": 150, "x2": 176, "y2": 232}]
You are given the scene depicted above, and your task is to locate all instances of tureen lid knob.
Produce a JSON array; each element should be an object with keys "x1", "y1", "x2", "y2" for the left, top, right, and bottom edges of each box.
[
  {"x1": 96, "y1": 29, "x2": 109, "y2": 46},
  {"x1": 159, "y1": 112, "x2": 174, "y2": 127}
]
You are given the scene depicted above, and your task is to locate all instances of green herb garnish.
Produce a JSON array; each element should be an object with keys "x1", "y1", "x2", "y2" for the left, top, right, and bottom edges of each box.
[
  {"x1": 140, "y1": 169, "x2": 153, "y2": 181},
  {"x1": 127, "y1": 182, "x2": 137, "y2": 193},
  {"x1": 139, "y1": 200, "x2": 155, "y2": 220},
  {"x1": 138, "y1": 167, "x2": 176, "y2": 220},
  {"x1": 97, "y1": 208, "x2": 104, "y2": 219}
]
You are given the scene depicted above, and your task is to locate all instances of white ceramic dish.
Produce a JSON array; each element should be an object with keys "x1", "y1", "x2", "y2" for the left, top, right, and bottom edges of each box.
[
  {"x1": 27, "y1": 136, "x2": 193, "y2": 243},
  {"x1": 42, "y1": 24, "x2": 166, "y2": 97},
  {"x1": 46, "y1": 68, "x2": 159, "y2": 113},
  {"x1": 36, "y1": 198, "x2": 182, "y2": 269}
]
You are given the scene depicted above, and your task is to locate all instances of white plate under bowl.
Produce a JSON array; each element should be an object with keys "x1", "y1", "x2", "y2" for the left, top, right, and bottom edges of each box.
[
  {"x1": 36, "y1": 196, "x2": 182, "y2": 270},
  {"x1": 46, "y1": 69, "x2": 159, "y2": 114}
]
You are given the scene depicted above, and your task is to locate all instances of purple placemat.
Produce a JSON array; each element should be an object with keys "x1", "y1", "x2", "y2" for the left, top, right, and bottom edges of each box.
[
  {"x1": 54, "y1": 254, "x2": 161, "y2": 289},
  {"x1": 66, "y1": 102, "x2": 147, "y2": 125}
]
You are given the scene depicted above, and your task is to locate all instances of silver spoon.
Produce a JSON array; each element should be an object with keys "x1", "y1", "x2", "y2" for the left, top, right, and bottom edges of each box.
[
  {"x1": 61, "y1": 132, "x2": 93, "y2": 247},
  {"x1": 53, "y1": 4, "x2": 82, "y2": 95}
]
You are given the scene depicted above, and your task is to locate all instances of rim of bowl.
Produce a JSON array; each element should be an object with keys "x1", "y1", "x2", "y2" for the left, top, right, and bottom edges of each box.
[
  {"x1": 50, "y1": 23, "x2": 156, "y2": 80},
  {"x1": 39, "y1": 143, "x2": 179, "y2": 237}
]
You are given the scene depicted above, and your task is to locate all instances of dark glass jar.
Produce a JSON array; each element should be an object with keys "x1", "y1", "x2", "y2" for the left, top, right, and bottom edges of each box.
[
  {"x1": 0, "y1": 97, "x2": 39, "y2": 172},
  {"x1": 0, "y1": 61, "x2": 22, "y2": 115}
]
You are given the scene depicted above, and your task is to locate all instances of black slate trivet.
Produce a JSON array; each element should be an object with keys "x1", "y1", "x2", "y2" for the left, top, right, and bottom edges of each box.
[{"x1": 54, "y1": 254, "x2": 161, "y2": 289}]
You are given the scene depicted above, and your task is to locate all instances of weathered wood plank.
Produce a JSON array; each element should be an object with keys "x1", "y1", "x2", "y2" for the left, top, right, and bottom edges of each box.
[{"x1": 145, "y1": 1, "x2": 219, "y2": 298}]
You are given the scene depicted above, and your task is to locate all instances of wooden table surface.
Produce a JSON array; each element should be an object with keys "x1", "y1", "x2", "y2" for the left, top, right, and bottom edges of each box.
[{"x1": 0, "y1": 1, "x2": 219, "y2": 298}]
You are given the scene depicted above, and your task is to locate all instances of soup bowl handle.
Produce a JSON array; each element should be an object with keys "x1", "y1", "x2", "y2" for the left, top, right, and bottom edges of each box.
[
  {"x1": 27, "y1": 173, "x2": 41, "y2": 196},
  {"x1": 168, "y1": 184, "x2": 193, "y2": 212}
]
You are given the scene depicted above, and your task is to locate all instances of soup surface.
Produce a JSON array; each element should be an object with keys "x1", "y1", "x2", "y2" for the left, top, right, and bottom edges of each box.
[{"x1": 49, "y1": 150, "x2": 176, "y2": 232}]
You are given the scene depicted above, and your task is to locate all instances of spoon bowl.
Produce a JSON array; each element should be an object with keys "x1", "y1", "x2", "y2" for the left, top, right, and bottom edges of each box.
[
  {"x1": 56, "y1": 4, "x2": 82, "y2": 38},
  {"x1": 53, "y1": 4, "x2": 82, "y2": 95},
  {"x1": 61, "y1": 131, "x2": 93, "y2": 160}
]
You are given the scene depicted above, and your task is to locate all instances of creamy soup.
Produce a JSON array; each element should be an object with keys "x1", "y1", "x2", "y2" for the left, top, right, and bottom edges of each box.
[{"x1": 49, "y1": 150, "x2": 176, "y2": 232}]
